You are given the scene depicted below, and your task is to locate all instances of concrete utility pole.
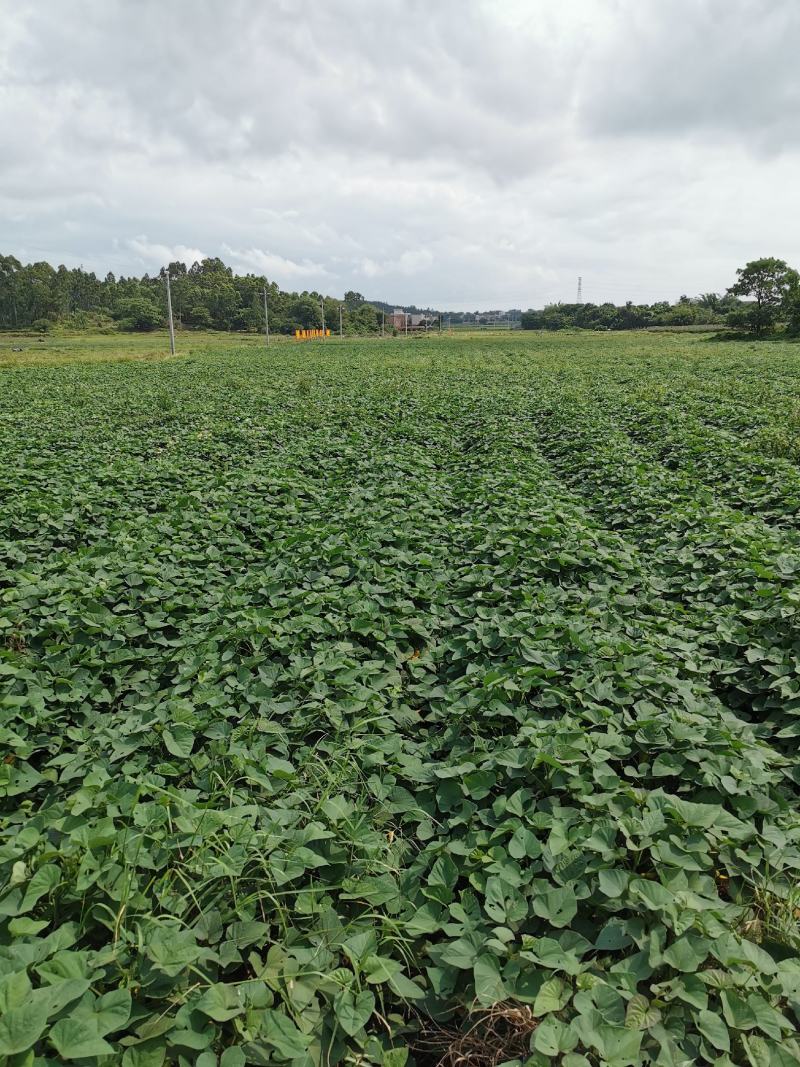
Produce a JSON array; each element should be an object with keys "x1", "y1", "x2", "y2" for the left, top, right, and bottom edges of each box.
[
  {"x1": 263, "y1": 285, "x2": 270, "y2": 346},
  {"x1": 165, "y1": 272, "x2": 175, "y2": 355},
  {"x1": 320, "y1": 298, "x2": 326, "y2": 338},
  {"x1": 405, "y1": 312, "x2": 408, "y2": 338},
  {"x1": 339, "y1": 304, "x2": 343, "y2": 338},
  {"x1": 439, "y1": 314, "x2": 442, "y2": 333},
  {"x1": 381, "y1": 310, "x2": 385, "y2": 337}
]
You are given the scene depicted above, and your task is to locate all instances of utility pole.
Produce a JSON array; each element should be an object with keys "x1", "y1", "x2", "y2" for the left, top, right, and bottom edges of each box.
[
  {"x1": 439, "y1": 314, "x2": 442, "y2": 333},
  {"x1": 576, "y1": 276, "x2": 583, "y2": 304},
  {"x1": 339, "y1": 304, "x2": 343, "y2": 338},
  {"x1": 381, "y1": 310, "x2": 385, "y2": 338},
  {"x1": 320, "y1": 298, "x2": 325, "y2": 338},
  {"x1": 263, "y1": 285, "x2": 270, "y2": 346},
  {"x1": 165, "y1": 272, "x2": 175, "y2": 355},
  {"x1": 405, "y1": 312, "x2": 408, "y2": 338}
]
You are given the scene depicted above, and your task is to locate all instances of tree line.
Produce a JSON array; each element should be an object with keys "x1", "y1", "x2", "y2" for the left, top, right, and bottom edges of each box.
[
  {"x1": 521, "y1": 259, "x2": 800, "y2": 336},
  {"x1": 0, "y1": 254, "x2": 382, "y2": 334},
  {"x1": 3, "y1": 252, "x2": 798, "y2": 338}
]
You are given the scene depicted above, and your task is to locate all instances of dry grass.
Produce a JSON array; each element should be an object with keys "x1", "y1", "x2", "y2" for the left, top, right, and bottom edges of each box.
[
  {"x1": 413, "y1": 1003, "x2": 538, "y2": 1067},
  {"x1": 0, "y1": 329, "x2": 278, "y2": 368}
]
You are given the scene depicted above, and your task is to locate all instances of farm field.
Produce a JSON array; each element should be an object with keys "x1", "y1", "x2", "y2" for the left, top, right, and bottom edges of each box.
[{"x1": 3, "y1": 330, "x2": 800, "y2": 1065}]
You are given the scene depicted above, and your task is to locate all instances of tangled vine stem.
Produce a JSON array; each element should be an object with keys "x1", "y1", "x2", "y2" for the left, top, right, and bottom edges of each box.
[{"x1": 413, "y1": 1003, "x2": 539, "y2": 1067}]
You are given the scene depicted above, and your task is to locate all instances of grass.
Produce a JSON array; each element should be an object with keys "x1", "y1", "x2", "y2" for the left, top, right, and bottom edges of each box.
[
  {"x1": 0, "y1": 328, "x2": 455, "y2": 368},
  {"x1": 0, "y1": 329, "x2": 274, "y2": 367},
  {"x1": 3, "y1": 329, "x2": 800, "y2": 1065}
]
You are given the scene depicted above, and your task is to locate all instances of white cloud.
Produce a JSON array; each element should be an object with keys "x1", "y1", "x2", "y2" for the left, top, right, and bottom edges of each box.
[
  {"x1": 397, "y1": 250, "x2": 434, "y2": 276},
  {"x1": 220, "y1": 244, "x2": 329, "y2": 282},
  {"x1": 128, "y1": 237, "x2": 207, "y2": 269},
  {"x1": 1, "y1": 0, "x2": 799, "y2": 308}
]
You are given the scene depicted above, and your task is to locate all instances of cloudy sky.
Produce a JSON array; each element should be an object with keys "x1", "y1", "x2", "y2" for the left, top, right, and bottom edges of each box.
[{"x1": 1, "y1": 0, "x2": 798, "y2": 309}]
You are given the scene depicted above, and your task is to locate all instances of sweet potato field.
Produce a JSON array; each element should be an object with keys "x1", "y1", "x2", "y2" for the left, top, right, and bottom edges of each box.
[{"x1": 3, "y1": 332, "x2": 800, "y2": 1066}]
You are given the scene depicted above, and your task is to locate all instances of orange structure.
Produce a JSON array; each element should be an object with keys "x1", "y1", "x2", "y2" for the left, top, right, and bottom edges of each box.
[{"x1": 294, "y1": 328, "x2": 331, "y2": 339}]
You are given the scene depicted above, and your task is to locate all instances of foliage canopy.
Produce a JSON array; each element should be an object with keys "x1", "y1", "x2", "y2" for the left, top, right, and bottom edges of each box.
[{"x1": 2, "y1": 331, "x2": 800, "y2": 1064}]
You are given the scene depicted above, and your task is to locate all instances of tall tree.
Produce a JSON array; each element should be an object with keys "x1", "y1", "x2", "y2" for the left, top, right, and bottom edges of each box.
[
  {"x1": 697, "y1": 292, "x2": 720, "y2": 310},
  {"x1": 0, "y1": 255, "x2": 21, "y2": 326},
  {"x1": 727, "y1": 258, "x2": 799, "y2": 335},
  {"x1": 344, "y1": 290, "x2": 365, "y2": 310}
]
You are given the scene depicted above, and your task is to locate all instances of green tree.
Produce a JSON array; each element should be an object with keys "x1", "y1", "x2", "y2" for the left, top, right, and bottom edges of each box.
[
  {"x1": 116, "y1": 297, "x2": 162, "y2": 331},
  {"x1": 290, "y1": 295, "x2": 322, "y2": 329},
  {"x1": 0, "y1": 255, "x2": 22, "y2": 326},
  {"x1": 186, "y1": 305, "x2": 213, "y2": 329},
  {"x1": 787, "y1": 291, "x2": 800, "y2": 337},
  {"x1": 727, "y1": 258, "x2": 799, "y2": 335},
  {"x1": 698, "y1": 292, "x2": 720, "y2": 311}
]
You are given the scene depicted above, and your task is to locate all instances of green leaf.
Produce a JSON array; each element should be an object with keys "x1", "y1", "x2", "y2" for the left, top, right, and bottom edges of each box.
[
  {"x1": 473, "y1": 954, "x2": 506, "y2": 1006},
  {"x1": 8, "y1": 917, "x2": 49, "y2": 937},
  {"x1": 0, "y1": 971, "x2": 32, "y2": 1015},
  {"x1": 364, "y1": 955, "x2": 403, "y2": 984},
  {"x1": 94, "y1": 987, "x2": 132, "y2": 1035},
  {"x1": 534, "y1": 977, "x2": 570, "y2": 1015},
  {"x1": 720, "y1": 990, "x2": 757, "y2": 1030},
  {"x1": 220, "y1": 1048, "x2": 247, "y2": 1067},
  {"x1": 595, "y1": 919, "x2": 632, "y2": 950},
  {"x1": 746, "y1": 993, "x2": 789, "y2": 1041},
  {"x1": 534, "y1": 1015, "x2": 578, "y2": 1056},
  {"x1": 195, "y1": 982, "x2": 245, "y2": 1022},
  {"x1": 405, "y1": 903, "x2": 444, "y2": 935},
  {"x1": 509, "y1": 825, "x2": 541, "y2": 860},
  {"x1": 321, "y1": 796, "x2": 353, "y2": 823},
  {"x1": 0, "y1": 1000, "x2": 49, "y2": 1056},
  {"x1": 225, "y1": 920, "x2": 269, "y2": 947},
  {"x1": 597, "y1": 869, "x2": 629, "y2": 898},
  {"x1": 260, "y1": 1010, "x2": 312, "y2": 1059},
  {"x1": 697, "y1": 1010, "x2": 730, "y2": 1052},
  {"x1": 334, "y1": 988, "x2": 375, "y2": 1036},
  {"x1": 383, "y1": 1050, "x2": 408, "y2": 1067},
  {"x1": 168, "y1": 1024, "x2": 214, "y2": 1051},
  {"x1": 49, "y1": 1017, "x2": 115, "y2": 1060},
  {"x1": 630, "y1": 877, "x2": 673, "y2": 911},
  {"x1": 163, "y1": 724, "x2": 195, "y2": 758},
  {"x1": 742, "y1": 1035, "x2": 800, "y2": 1067},
  {"x1": 427, "y1": 854, "x2": 458, "y2": 889},
  {"x1": 663, "y1": 934, "x2": 709, "y2": 972},
  {"x1": 625, "y1": 993, "x2": 661, "y2": 1030},
  {"x1": 598, "y1": 1023, "x2": 643, "y2": 1065},
  {"x1": 484, "y1": 876, "x2": 527, "y2": 924},
  {"x1": 532, "y1": 885, "x2": 577, "y2": 927},
  {"x1": 19, "y1": 864, "x2": 60, "y2": 913},
  {"x1": 342, "y1": 929, "x2": 378, "y2": 966},
  {"x1": 122, "y1": 1042, "x2": 167, "y2": 1067},
  {"x1": 387, "y1": 972, "x2": 425, "y2": 1000}
]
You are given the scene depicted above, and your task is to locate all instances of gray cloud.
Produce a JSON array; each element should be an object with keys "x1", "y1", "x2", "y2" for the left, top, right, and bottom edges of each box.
[
  {"x1": 578, "y1": 0, "x2": 800, "y2": 151},
  {"x1": 1, "y1": 0, "x2": 798, "y2": 307}
]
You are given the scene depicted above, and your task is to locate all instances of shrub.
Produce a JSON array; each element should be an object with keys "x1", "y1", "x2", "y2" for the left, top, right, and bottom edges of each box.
[{"x1": 115, "y1": 297, "x2": 163, "y2": 331}]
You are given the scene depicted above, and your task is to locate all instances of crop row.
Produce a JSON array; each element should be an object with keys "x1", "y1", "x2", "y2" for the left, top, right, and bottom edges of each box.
[{"x1": 2, "y1": 338, "x2": 800, "y2": 1065}]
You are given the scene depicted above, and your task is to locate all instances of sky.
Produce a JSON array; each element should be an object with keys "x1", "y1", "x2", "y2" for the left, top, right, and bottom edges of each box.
[{"x1": 1, "y1": 0, "x2": 799, "y2": 311}]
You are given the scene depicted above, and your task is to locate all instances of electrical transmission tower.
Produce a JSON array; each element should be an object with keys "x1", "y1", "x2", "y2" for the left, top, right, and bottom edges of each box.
[{"x1": 576, "y1": 276, "x2": 583, "y2": 304}]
